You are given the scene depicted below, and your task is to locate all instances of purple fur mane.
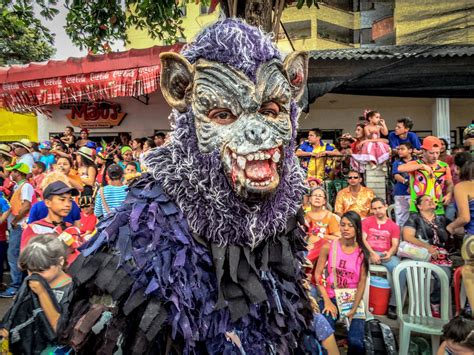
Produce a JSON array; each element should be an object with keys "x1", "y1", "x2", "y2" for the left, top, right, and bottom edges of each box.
[
  {"x1": 146, "y1": 19, "x2": 305, "y2": 247},
  {"x1": 146, "y1": 102, "x2": 304, "y2": 247},
  {"x1": 181, "y1": 18, "x2": 281, "y2": 82}
]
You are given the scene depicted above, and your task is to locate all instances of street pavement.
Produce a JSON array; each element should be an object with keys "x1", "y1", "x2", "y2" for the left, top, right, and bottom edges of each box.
[{"x1": 0, "y1": 298, "x2": 12, "y2": 319}]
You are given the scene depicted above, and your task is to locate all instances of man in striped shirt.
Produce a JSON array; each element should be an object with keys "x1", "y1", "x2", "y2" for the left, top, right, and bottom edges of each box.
[{"x1": 94, "y1": 164, "x2": 128, "y2": 219}]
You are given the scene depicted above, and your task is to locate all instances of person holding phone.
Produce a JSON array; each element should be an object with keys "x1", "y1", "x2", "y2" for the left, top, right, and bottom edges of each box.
[
  {"x1": 314, "y1": 211, "x2": 369, "y2": 354},
  {"x1": 362, "y1": 197, "x2": 402, "y2": 320}
]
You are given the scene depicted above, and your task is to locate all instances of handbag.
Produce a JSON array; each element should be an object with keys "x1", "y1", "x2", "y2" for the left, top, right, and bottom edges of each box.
[
  {"x1": 397, "y1": 241, "x2": 431, "y2": 261},
  {"x1": 331, "y1": 242, "x2": 366, "y2": 319}
]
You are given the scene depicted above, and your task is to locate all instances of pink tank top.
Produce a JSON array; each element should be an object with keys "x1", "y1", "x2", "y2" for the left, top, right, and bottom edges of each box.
[{"x1": 325, "y1": 240, "x2": 364, "y2": 298}]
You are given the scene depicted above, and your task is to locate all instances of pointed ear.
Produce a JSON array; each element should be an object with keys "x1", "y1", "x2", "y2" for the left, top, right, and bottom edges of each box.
[
  {"x1": 159, "y1": 52, "x2": 194, "y2": 112},
  {"x1": 283, "y1": 51, "x2": 308, "y2": 101}
]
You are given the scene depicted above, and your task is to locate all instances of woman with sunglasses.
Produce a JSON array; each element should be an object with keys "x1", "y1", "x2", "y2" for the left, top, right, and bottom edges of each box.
[
  {"x1": 306, "y1": 187, "x2": 341, "y2": 260},
  {"x1": 334, "y1": 171, "x2": 375, "y2": 218}
]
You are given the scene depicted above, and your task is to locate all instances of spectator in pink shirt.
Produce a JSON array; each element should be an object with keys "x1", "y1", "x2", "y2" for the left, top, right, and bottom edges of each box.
[{"x1": 362, "y1": 197, "x2": 403, "y2": 320}]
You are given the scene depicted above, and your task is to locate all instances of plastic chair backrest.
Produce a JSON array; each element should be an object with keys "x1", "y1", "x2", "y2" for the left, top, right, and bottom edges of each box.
[
  {"x1": 393, "y1": 261, "x2": 449, "y2": 320},
  {"x1": 387, "y1": 204, "x2": 395, "y2": 221}
]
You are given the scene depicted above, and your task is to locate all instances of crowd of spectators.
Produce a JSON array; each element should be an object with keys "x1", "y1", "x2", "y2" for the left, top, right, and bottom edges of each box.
[
  {"x1": 298, "y1": 114, "x2": 474, "y2": 346},
  {"x1": 0, "y1": 127, "x2": 168, "y2": 301},
  {"x1": 0, "y1": 117, "x2": 471, "y2": 353}
]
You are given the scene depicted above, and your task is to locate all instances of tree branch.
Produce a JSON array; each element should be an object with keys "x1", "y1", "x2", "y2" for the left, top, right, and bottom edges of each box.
[
  {"x1": 272, "y1": 0, "x2": 285, "y2": 40},
  {"x1": 233, "y1": 0, "x2": 238, "y2": 18}
]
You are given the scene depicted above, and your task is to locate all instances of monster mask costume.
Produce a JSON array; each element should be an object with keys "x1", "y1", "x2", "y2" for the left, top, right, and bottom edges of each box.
[{"x1": 62, "y1": 19, "x2": 319, "y2": 354}]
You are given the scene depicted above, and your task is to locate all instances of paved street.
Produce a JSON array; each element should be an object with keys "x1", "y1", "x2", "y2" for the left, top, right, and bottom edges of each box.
[{"x1": 0, "y1": 298, "x2": 12, "y2": 319}]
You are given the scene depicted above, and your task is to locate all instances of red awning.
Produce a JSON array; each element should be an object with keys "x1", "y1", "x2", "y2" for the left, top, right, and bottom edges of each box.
[{"x1": 0, "y1": 44, "x2": 183, "y2": 114}]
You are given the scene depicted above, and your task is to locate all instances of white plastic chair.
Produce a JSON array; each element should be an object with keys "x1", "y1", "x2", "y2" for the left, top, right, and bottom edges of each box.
[
  {"x1": 387, "y1": 204, "x2": 395, "y2": 221},
  {"x1": 393, "y1": 261, "x2": 450, "y2": 355}
]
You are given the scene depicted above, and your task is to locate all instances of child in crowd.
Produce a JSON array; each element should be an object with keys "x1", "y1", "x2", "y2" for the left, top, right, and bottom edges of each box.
[
  {"x1": 78, "y1": 196, "x2": 97, "y2": 235},
  {"x1": 0, "y1": 192, "x2": 10, "y2": 291},
  {"x1": 388, "y1": 117, "x2": 421, "y2": 153},
  {"x1": 31, "y1": 161, "x2": 46, "y2": 199},
  {"x1": 392, "y1": 142, "x2": 414, "y2": 226},
  {"x1": 39, "y1": 142, "x2": 55, "y2": 171},
  {"x1": 352, "y1": 110, "x2": 390, "y2": 170},
  {"x1": 437, "y1": 314, "x2": 474, "y2": 355},
  {"x1": 95, "y1": 164, "x2": 128, "y2": 219},
  {"x1": 124, "y1": 162, "x2": 140, "y2": 185},
  {"x1": 350, "y1": 122, "x2": 367, "y2": 173},
  {"x1": 314, "y1": 211, "x2": 368, "y2": 354},
  {"x1": 0, "y1": 235, "x2": 73, "y2": 354}
]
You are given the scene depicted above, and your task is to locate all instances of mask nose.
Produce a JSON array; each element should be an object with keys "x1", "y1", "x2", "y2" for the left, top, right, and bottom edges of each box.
[{"x1": 244, "y1": 123, "x2": 270, "y2": 145}]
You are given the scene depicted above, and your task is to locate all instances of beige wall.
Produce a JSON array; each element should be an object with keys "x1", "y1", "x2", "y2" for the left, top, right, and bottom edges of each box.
[
  {"x1": 37, "y1": 92, "x2": 472, "y2": 144},
  {"x1": 302, "y1": 94, "x2": 473, "y2": 143}
]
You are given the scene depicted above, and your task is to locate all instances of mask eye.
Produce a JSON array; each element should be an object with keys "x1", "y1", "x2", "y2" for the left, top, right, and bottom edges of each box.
[
  {"x1": 258, "y1": 102, "x2": 280, "y2": 119},
  {"x1": 208, "y1": 109, "x2": 237, "y2": 125}
]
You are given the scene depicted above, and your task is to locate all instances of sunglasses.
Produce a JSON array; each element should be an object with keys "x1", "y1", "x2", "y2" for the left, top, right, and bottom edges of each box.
[{"x1": 347, "y1": 176, "x2": 359, "y2": 180}]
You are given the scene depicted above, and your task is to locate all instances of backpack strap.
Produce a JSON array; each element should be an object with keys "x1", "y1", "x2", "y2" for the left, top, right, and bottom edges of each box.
[
  {"x1": 331, "y1": 241, "x2": 338, "y2": 289},
  {"x1": 379, "y1": 321, "x2": 398, "y2": 355},
  {"x1": 100, "y1": 187, "x2": 111, "y2": 214}
]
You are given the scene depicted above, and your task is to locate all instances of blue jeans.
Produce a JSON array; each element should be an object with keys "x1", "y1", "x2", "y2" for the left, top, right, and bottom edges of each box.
[
  {"x1": 318, "y1": 298, "x2": 365, "y2": 354},
  {"x1": 375, "y1": 252, "x2": 406, "y2": 307},
  {"x1": 7, "y1": 225, "x2": 23, "y2": 290},
  {"x1": 0, "y1": 240, "x2": 7, "y2": 284}
]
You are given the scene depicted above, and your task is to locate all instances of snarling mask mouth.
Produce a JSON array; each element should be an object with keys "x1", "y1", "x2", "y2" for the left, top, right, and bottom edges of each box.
[
  {"x1": 160, "y1": 51, "x2": 307, "y2": 201},
  {"x1": 223, "y1": 145, "x2": 283, "y2": 199}
]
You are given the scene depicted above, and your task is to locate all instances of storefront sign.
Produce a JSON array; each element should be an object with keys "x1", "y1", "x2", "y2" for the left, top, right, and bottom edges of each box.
[{"x1": 66, "y1": 101, "x2": 127, "y2": 128}]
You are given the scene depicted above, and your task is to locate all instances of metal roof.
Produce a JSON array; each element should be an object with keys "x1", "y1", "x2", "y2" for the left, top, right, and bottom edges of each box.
[{"x1": 309, "y1": 44, "x2": 474, "y2": 61}]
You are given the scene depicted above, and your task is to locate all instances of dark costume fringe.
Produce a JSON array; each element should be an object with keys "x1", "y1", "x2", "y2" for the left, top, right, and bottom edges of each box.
[{"x1": 61, "y1": 175, "x2": 316, "y2": 354}]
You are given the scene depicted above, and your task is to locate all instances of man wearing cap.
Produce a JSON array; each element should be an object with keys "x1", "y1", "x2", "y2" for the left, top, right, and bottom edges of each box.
[
  {"x1": 12, "y1": 139, "x2": 35, "y2": 171},
  {"x1": 398, "y1": 136, "x2": 453, "y2": 215},
  {"x1": 39, "y1": 141, "x2": 55, "y2": 170},
  {"x1": 0, "y1": 163, "x2": 35, "y2": 297},
  {"x1": 21, "y1": 181, "x2": 79, "y2": 250}
]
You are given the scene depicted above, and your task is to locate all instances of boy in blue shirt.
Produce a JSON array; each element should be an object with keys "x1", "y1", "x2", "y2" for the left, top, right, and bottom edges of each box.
[
  {"x1": 392, "y1": 142, "x2": 414, "y2": 226},
  {"x1": 388, "y1": 117, "x2": 421, "y2": 155},
  {"x1": 39, "y1": 142, "x2": 55, "y2": 170}
]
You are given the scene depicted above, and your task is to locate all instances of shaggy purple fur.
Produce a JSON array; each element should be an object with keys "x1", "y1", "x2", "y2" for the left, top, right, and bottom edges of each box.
[
  {"x1": 145, "y1": 100, "x2": 305, "y2": 248},
  {"x1": 181, "y1": 18, "x2": 281, "y2": 82}
]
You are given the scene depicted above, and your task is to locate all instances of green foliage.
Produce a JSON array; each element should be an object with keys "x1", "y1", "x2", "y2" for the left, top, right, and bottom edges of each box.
[
  {"x1": 63, "y1": 0, "x2": 185, "y2": 54},
  {"x1": 0, "y1": 0, "x2": 56, "y2": 65},
  {"x1": 296, "y1": 0, "x2": 318, "y2": 9}
]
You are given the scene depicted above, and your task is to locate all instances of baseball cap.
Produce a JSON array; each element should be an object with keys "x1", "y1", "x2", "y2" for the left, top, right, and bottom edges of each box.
[
  {"x1": 421, "y1": 136, "x2": 442, "y2": 150},
  {"x1": 39, "y1": 141, "x2": 51, "y2": 150},
  {"x1": 5, "y1": 162, "x2": 30, "y2": 175},
  {"x1": 43, "y1": 181, "x2": 79, "y2": 200},
  {"x1": 107, "y1": 164, "x2": 123, "y2": 180}
]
